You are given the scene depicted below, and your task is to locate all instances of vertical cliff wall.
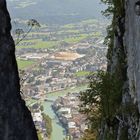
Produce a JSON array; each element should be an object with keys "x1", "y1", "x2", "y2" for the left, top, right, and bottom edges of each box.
[
  {"x1": 124, "y1": 0, "x2": 140, "y2": 138},
  {"x1": 125, "y1": 0, "x2": 140, "y2": 108},
  {"x1": 0, "y1": 1, "x2": 38, "y2": 140},
  {"x1": 99, "y1": 0, "x2": 140, "y2": 139}
]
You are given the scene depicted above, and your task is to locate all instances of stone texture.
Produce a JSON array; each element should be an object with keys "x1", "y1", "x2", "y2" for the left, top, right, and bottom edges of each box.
[
  {"x1": 125, "y1": 0, "x2": 140, "y2": 108},
  {"x1": 99, "y1": 0, "x2": 140, "y2": 139},
  {"x1": 0, "y1": 0, "x2": 38, "y2": 140},
  {"x1": 111, "y1": 0, "x2": 140, "y2": 139}
]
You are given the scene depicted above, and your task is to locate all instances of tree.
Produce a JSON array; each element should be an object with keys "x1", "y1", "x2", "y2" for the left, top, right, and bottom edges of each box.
[
  {"x1": 42, "y1": 113, "x2": 52, "y2": 138},
  {"x1": 15, "y1": 19, "x2": 40, "y2": 46},
  {"x1": 0, "y1": 1, "x2": 38, "y2": 140},
  {"x1": 79, "y1": 71, "x2": 122, "y2": 139},
  {"x1": 81, "y1": 129, "x2": 97, "y2": 140}
]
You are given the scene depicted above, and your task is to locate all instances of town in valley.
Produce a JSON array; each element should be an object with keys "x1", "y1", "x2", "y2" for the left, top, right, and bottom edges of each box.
[{"x1": 12, "y1": 18, "x2": 107, "y2": 140}]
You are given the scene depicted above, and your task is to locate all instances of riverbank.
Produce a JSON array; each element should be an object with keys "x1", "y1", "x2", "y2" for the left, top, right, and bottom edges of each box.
[{"x1": 26, "y1": 84, "x2": 87, "y2": 140}]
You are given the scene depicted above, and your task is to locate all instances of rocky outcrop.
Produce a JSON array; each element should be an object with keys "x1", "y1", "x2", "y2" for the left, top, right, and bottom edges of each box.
[
  {"x1": 0, "y1": 1, "x2": 38, "y2": 140},
  {"x1": 125, "y1": 0, "x2": 140, "y2": 108},
  {"x1": 99, "y1": 0, "x2": 140, "y2": 139}
]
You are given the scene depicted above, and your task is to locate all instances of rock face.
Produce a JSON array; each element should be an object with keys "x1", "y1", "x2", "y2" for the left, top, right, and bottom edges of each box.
[
  {"x1": 124, "y1": 0, "x2": 140, "y2": 138},
  {"x1": 117, "y1": 0, "x2": 140, "y2": 138},
  {"x1": 0, "y1": 1, "x2": 38, "y2": 140},
  {"x1": 125, "y1": 0, "x2": 140, "y2": 109},
  {"x1": 99, "y1": 0, "x2": 140, "y2": 139}
]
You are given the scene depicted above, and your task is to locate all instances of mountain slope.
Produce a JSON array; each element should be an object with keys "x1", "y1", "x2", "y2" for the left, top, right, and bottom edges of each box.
[{"x1": 7, "y1": 0, "x2": 105, "y2": 24}]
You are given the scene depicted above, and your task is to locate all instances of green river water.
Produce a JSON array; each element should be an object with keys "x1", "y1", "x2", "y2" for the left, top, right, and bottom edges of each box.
[
  {"x1": 30, "y1": 85, "x2": 87, "y2": 140},
  {"x1": 43, "y1": 101, "x2": 66, "y2": 140}
]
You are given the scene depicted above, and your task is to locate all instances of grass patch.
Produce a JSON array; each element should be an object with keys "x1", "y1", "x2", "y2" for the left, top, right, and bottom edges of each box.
[
  {"x1": 37, "y1": 132, "x2": 43, "y2": 140},
  {"x1": 63, "y1": 34, "x2": 88, "y2": 43},
  {"x1": 62, "y1": 24, "x2": 75, "y2": 29},
  {"x1": 58, "y1": 29, "x2": 80, "y2": 34},
  {"x1": 90, "y1": 32, "x2": 101, "y2": 37},
  {"x1": 47, "y1": 84, "x2": 88, "y2": 98},
  {"x1": 81, "y1": 19, "x2": 98, "y2": 24},
  {"x1": 17, "y1": 39, "x2": 58, "y2": 49},
  {"x1": 17, "y1": 59, "x2": 35, "y2": 70},
  {"x1": 75, "y1": 71, "x2": 90, "y2": 77},
  {"x1": 66, "y1": 29, "x2": 80, "y2": 33}
]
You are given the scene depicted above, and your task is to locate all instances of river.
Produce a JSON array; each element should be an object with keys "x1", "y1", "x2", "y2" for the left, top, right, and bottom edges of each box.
[
  {"x1": 39, "y1": 85, "x2": 87, "y2": 140},
  {"x1": 43, "y1": 101, "x2": 66, "y2": 140}
]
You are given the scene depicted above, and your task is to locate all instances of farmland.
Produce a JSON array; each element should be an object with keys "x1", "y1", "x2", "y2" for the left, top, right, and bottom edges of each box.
[{"x1": 17, "y1": 59, "x2": 35, "y2": 69}]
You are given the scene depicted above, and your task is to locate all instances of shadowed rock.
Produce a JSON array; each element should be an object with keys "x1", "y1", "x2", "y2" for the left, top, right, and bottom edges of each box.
[{"x1": 0, "y1": 0, "x2": 38, "y2": 140}]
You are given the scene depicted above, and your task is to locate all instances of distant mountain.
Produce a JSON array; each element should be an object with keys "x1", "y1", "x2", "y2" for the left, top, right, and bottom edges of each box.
[{"x1": 7, "y1": 0, "x2": 106, "y2": 24}]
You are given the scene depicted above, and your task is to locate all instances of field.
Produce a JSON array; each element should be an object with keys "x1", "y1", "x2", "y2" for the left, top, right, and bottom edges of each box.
[
  {"x1": 16, "y1": 34, "x2": 88, "y2": 49},
  {"x1": 47, "y1": 84, "x2": 88, "y2": 98},
  {"x1": 75, "y1": 71, "x2": 90, "y2": 77},
  {"x1": 17, "y1": 39, "x2": 58, "y2": 49},
  {"x1": 63, "y1": 34, "x2": 88, "y2": 43},
  {"x1": 15, "y1": 19, "x2": 102, "y2": 50},
  {"x1": 17, "y1": 59, "x2": 35, "y2": 70}
]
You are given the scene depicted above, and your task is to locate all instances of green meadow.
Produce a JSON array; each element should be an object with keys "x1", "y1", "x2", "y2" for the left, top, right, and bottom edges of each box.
[
  {"x1": 17, "y1": 59, "x2": 35, "y2": 69},
  {"x1": 17, "y1": 39, "x2": 58, "y2": 49},
  {"x1": 75, "y1": 71, "x2": 90, "y2": 77}
]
